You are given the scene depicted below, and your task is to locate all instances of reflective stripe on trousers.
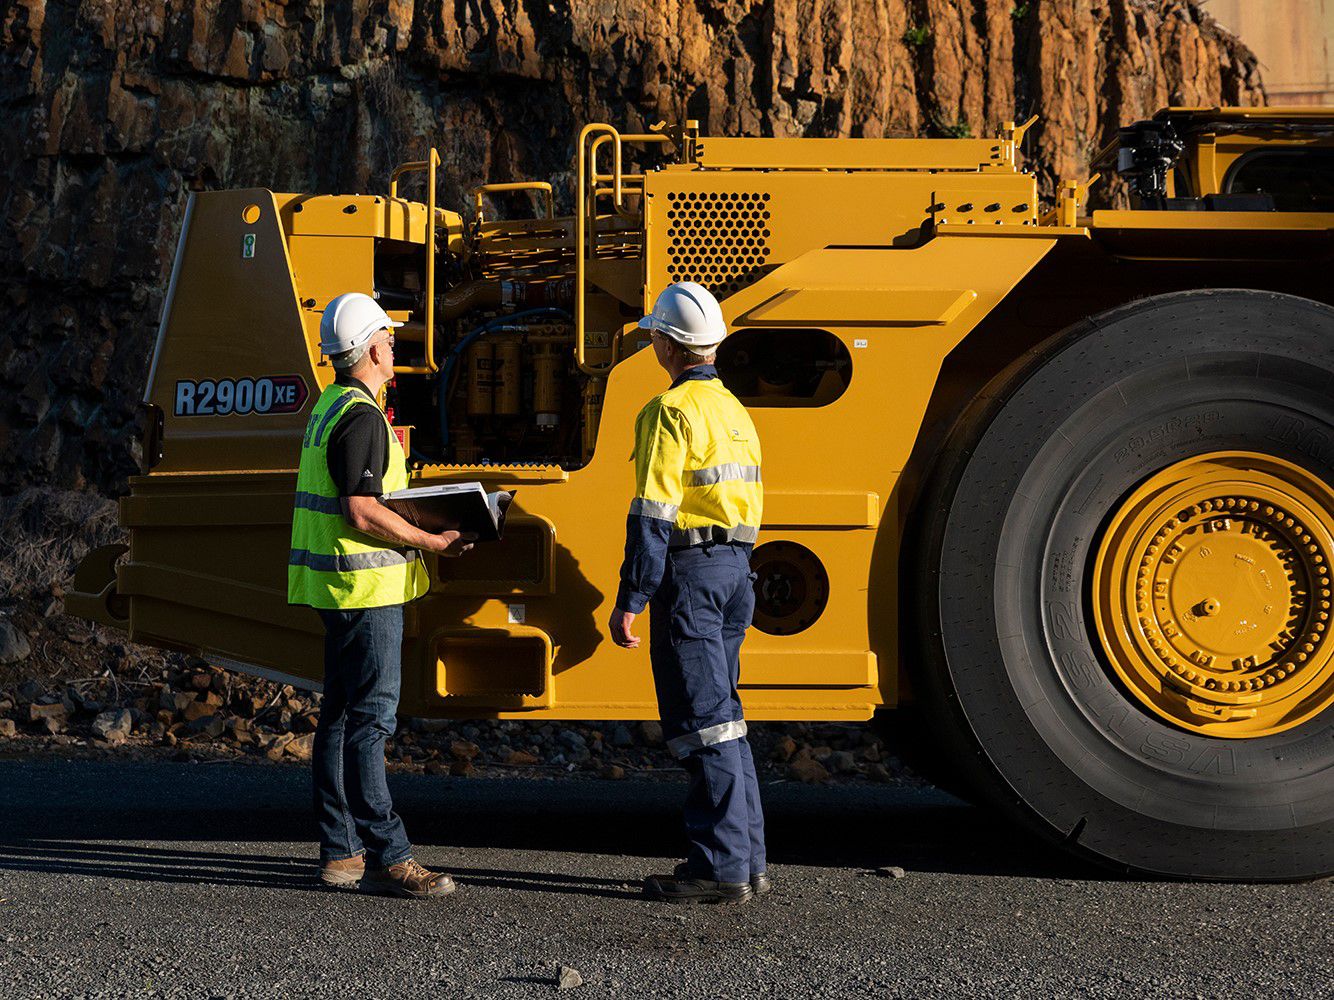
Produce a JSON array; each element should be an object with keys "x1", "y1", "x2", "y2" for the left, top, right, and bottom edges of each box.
[{"x1": 667, "y1": 718, "x2": 748, "y2": 758}]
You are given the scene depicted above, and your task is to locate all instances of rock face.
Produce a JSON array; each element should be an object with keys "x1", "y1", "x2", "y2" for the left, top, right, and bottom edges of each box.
[{"x1": 1, "y1": 1, "x2": 1262, "y2": 493}]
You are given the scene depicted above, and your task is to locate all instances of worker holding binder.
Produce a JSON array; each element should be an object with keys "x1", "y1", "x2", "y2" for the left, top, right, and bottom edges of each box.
[
  {"x1": 609, "y1": 282, "x2": 769, "y2": 904},
  {"x1": 288, "y1": 292, "x2": 475, "y2": 899}
]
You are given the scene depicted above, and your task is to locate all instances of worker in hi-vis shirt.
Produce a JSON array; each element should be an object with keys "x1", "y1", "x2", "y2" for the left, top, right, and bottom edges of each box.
[
  {"x1": 609, "y1": 282, "x2": 769, "y2": 904},
  {"x1": 289, "y1": 292, "x2": 475, "y2": 899}
]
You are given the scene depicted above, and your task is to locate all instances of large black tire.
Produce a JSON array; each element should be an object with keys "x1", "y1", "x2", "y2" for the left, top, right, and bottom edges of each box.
[{"x1": 913, "y1": 290, "x2": 1334, "y2": 880}]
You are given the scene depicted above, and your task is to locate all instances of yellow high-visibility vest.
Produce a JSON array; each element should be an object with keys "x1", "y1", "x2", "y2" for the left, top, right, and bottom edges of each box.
[{"x1": 287, "y1": 384, "x2": 430, "y2": 609}]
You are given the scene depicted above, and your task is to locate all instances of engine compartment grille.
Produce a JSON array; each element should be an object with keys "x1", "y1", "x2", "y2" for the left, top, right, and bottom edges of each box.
[{"x1": 666, "y1": 191, "x2": 773, "y2": 298}]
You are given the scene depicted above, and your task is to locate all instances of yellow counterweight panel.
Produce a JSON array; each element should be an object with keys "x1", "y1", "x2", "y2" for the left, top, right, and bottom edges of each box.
[{"x1": 144, "y1": 190, "x2": 319, "y2": 476}]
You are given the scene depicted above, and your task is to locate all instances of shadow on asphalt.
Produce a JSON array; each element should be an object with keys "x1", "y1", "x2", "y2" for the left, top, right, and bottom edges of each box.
[
  {"x1": 0, "y1": 759, "x2": 1094, "y2": 893},
  {"x1": 0, "y1": 842, "x2": 646, "y2": 899},
  {"x1": 0, "y1": 840, "x2": 320, "y2": 893}
]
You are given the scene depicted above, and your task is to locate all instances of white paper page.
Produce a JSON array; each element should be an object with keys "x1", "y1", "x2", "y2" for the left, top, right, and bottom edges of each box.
[
  {"x1": 386, "y1": 482, "x2": 485, "y2": 500},
  {"x1": 485, "y1": 490, "x2": 510, "y2": 526}
]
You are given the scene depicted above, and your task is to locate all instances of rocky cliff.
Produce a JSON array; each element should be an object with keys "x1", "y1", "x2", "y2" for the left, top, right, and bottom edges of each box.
[{"x1": 1, "y1": 0, "x2": 1263, "y2": 493}]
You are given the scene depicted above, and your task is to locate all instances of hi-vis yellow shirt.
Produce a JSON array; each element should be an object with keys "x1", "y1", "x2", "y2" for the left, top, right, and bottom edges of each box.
[{"x1": 616, "y1": 366, "x2": 762, "y2": 613}]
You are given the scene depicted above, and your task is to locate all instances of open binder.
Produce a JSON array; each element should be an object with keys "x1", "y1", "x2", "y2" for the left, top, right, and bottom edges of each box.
[{"x1": 382, "y1": 483, "x2": 515, "y2": 543}]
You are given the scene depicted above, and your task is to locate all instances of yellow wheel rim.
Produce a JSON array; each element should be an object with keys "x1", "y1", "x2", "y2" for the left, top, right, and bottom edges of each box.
[{"x1": 1092, "y1": 451, "x2": 1334, "y2": 738}]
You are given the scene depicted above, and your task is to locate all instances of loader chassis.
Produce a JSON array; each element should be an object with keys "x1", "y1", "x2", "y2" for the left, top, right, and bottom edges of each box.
[{"x1": 69, "y1": 108, "x2": 1334, "y2": 878}]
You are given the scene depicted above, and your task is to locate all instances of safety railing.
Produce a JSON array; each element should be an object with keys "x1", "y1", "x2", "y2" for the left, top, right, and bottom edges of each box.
[
  {"x1": 472, "y1": 181, "x2": 555, "y2": 224},
  {"x1": 588, "y1": 134, "x2": 649, "y2": 219},
  {"x1": 574, "y1": 124, "x2": 674, "y2": 375},
  {"x1": 388, "y1": 149, "x2": 440, "y2": 374}
]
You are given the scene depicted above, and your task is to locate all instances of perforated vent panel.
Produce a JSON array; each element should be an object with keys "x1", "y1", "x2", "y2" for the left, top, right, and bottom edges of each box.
[{"x1": 666, "y1": 191, "x2": 773, "y2": 298}]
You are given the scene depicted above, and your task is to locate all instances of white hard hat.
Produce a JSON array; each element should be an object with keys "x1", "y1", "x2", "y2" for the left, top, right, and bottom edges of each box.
[
  {"x1": 638, "y1": 282, "x2": 727, "y2": 349},
  {"x1": 318, "y1": 292, "x2": 403, "y2": 357}
]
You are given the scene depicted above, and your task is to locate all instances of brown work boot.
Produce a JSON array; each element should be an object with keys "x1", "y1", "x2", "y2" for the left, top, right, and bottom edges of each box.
[
  {"x1": 359, "y1": 857, "x2": 456, "y2": 899},
  {"x1": 320, "y1": 854, "x2": 365, "y2": 889}
]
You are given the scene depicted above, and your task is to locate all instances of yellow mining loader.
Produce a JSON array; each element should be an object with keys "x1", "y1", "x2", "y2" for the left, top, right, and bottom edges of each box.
[{"x1": 69, "y1": 107, "x2": 1334, "y2": 879}]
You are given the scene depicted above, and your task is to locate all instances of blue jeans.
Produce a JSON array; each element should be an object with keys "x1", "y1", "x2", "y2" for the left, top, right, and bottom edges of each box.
[
  {"x1": 649, "y1": 544, "x2": 767, "y2": 883},
  {"x1": 313, "y1": 605, "x2": 412, "y2": 867}
]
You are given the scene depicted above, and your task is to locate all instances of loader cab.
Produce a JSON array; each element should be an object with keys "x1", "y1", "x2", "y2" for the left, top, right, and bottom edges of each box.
[{"x1": 1105, "y1": 107, "x2": 1334, "y2": 211}]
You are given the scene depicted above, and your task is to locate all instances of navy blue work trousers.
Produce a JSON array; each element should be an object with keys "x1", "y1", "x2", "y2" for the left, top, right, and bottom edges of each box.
[
  {"x1": 313, "y1": 605, "x2": 412, "y2": 867},
  {"x1": 649, "y1": 543, "x2": 767, "y2": 883}
]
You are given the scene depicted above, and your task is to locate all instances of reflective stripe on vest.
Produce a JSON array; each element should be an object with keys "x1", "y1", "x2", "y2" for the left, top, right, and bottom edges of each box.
[
  {"x1": 287, "y1": 384, "x2": 431, "y2": 610},
  {"x1": 668, "y1": 524, "x2": 759, "y2": 548},
  {"x1": 630, "y1": 497, "x2": 679, "y2": 521},
  {"x1": 288, "y1": 547, "x2": 418, "y2": 573},
  {"x1": 293, "y1": 491, "x2": 343, "y2": 516},
  {"x1": 681, "y1": 463, "x2": 762, "y2": 487}
]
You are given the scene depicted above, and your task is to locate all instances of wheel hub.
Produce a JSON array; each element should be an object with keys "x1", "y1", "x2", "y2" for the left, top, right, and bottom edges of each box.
[{"x1": 1092, "y1": 452, "x2": 1334, "y2": 737}]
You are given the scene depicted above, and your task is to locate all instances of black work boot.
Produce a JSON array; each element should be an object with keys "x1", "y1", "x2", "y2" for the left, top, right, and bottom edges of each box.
[
  {"x1": 667, "y1": 861, "x2": 771, "y2": 895},
  {"x1": 643, "y1": 863, "x2": 753, "y2": 904}
]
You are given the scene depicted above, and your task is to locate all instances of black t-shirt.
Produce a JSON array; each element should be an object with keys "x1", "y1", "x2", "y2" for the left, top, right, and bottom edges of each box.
[{"x1": 325, "y1": 375, "x2": 389, "y2": 497}]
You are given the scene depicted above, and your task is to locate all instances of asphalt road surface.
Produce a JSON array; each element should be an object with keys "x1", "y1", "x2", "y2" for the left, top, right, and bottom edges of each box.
[{"x1": 0, "y1": 758, "x2": 1329, "y2": 999}]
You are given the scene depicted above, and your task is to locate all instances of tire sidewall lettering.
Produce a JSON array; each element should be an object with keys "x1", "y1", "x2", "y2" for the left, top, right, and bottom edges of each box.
[{"x1": 1267, "y1": 412, "x2": 1334, "y2": 468}]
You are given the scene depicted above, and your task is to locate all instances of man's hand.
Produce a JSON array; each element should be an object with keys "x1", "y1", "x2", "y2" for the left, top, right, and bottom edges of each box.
[
  {"x1": 342, "y1": 496, "x2": 476, "y2": 557},
  {"x1": 430, "y1": 530, "x2": 478, "y2": 557},
  {"x1": 609, "y1": 608, "x2": 640, "y2": 649}
]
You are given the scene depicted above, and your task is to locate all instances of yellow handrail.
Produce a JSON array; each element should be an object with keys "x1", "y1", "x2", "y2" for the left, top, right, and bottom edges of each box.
[
  {"x1": 575, "y1": 125, "x2": 673, "y2": 376},
  {"x1": 593, "y1": 185, "x2": 645, "y2": 200},
  {"x1": 388, "y1": 150, "x2": 440, "y2": 374},
  {"x1": 590, "y1": 133, "x2": 666, "y2": 213},
  {"x1": 589, "y1": 134, "x2": 634, "y2": 229},
  {"x1": 576, "y1": 124, "x2": 615, "y2": 376},
  {"x1": 389, "y1": 158, "x2": 425, "y2": 200},
  {"x1": 472, "y1": 181, "x2": 555, "y2": 224}
]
